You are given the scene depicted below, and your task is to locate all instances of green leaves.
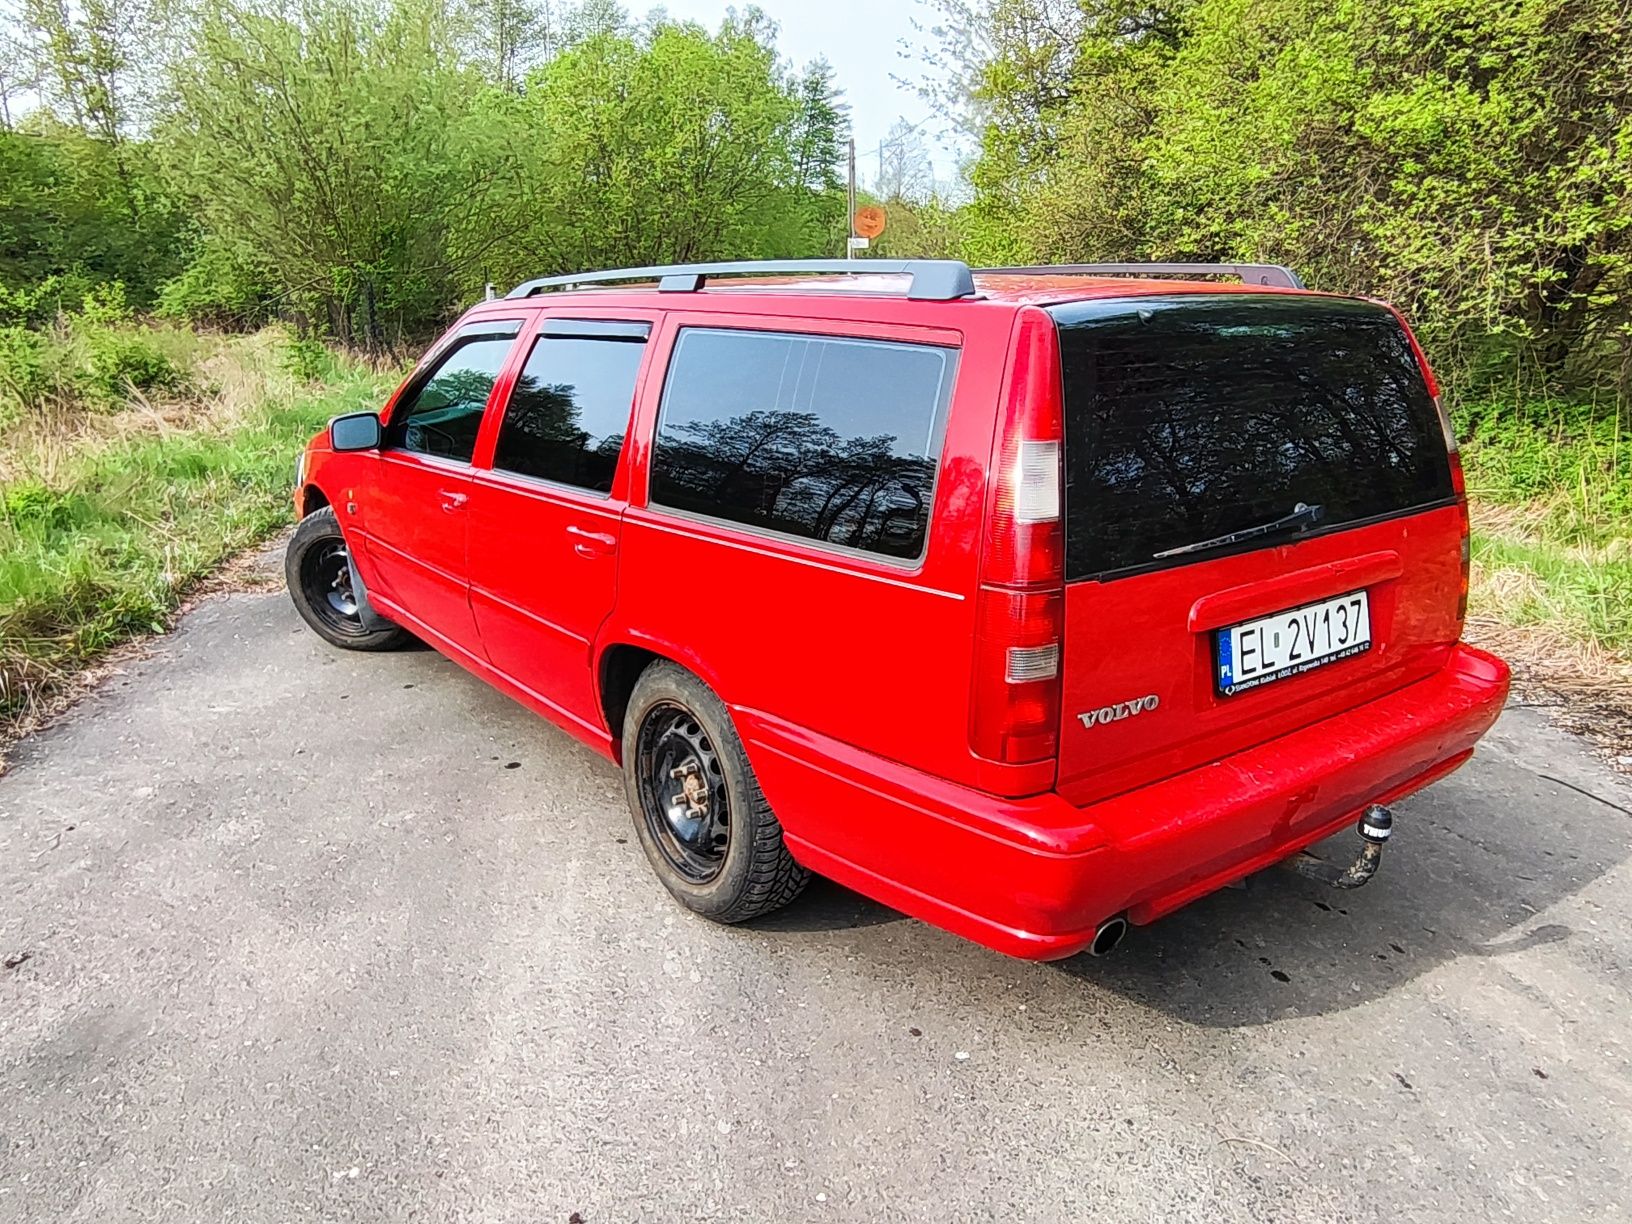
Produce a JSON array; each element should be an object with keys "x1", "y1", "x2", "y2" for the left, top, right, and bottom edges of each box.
[{"x1": 958, "y1": 0, "x2": 1632, "y2": 400}]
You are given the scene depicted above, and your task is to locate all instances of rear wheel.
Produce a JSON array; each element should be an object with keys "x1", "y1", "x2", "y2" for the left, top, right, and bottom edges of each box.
[
  {"x1": 285, "y1": 507, "x2": 409, "y2": 651},
  {"x1": 622, "y1": 661, "x2": 809, "y2": 923}
]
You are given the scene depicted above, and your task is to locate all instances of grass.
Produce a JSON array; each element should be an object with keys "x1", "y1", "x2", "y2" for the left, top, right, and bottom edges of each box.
[
  {"x1": 0, "y1": 325, "x2": 393, "y2": 730},
  {"x1": 1458, "y1": 398, "x2": 1632, "y2": 655}
]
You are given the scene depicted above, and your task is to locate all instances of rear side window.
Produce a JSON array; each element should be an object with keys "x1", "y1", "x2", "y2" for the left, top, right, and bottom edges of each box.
[
  {"x1": 385, "y1": 321, "x2": 520, "y2": 462},
  {"x1": 649, "y1": 328, "x2": 957, "y2": 561},
  {"x1": 493, "y1": 320, "x2": 650, "y2": 493},
  {"x1": 1051, "y1": 295, "x2": 1454, "y2": 580}
]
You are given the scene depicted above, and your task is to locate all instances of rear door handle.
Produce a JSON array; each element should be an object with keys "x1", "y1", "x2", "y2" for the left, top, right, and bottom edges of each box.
[
  {"x1": 438, "y1": 489, "x2": 468, "y2": 512},
  {"x1": 566, "y1": 524, "x2": 617, "y2": 556}
]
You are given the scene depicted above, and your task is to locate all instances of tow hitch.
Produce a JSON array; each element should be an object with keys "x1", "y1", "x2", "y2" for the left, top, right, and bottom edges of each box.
[{"x1": 1278, "y1": 805, "x2": 1394, "y2": 890}]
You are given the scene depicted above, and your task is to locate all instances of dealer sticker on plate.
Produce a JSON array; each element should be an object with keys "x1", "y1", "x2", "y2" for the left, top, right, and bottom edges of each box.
[{"x1": 1215, "y1": 589, "x2": 1372, "y2": 696}]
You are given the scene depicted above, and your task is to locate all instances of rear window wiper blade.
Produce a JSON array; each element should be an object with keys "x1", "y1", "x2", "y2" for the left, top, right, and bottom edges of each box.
[{"x1": 1153, "y1": 502, "x2": 1324, "y2": 560}]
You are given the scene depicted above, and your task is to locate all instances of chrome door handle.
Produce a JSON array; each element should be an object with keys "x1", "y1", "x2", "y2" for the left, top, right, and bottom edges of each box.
[
  {"x1": 438, "y1": 489, "x2": 468, "y2": 511},
  {"x1": 566, "y1": 524, "x2": 617, "y2": 556}
]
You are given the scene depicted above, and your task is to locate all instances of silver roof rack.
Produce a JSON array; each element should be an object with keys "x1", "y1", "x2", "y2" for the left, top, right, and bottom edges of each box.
[
  {"x1": 975, "y1": 262, "x2": 1305, "y2": 289},
  {"x1": 506, "y1": 259, "x2": 979, "y2": 302}
]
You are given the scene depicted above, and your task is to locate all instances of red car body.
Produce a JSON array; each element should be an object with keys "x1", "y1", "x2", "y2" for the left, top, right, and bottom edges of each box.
[{"x1": 295, "y1": 267, "x2": 1510, "y2": 960}]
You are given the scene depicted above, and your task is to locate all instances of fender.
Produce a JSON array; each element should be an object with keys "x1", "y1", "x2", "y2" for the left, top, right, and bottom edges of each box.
[{"x1": 343, "y1": 548, "x2": 394, "y2": 634}]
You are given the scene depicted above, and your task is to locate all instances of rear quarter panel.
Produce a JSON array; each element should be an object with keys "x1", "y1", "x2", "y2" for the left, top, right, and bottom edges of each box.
[{"x1": 602, "y1": 300, "x2": 1014, "y2": 785}]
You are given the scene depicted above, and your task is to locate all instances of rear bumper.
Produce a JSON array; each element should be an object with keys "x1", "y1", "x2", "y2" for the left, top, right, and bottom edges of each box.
[{"x1": 740, "y1": 644, "x2": 1510, "y2": 960}]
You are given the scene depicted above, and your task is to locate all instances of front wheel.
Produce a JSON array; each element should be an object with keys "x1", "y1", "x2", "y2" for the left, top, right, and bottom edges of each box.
[
  {"x1": 284, "y1": 507, "x2": 410, "y2": 651},
  {"x1": 622, "y1": 661, "x2": 809, "y2": 923}
]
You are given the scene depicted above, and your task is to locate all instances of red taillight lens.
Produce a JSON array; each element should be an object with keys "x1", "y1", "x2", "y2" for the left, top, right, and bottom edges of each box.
[
  {"x1": 1434, "y1": 393, "x2": 1466, "y2": 497},
  {"x1": 1457, "y1": 502, "x2": 1471, "y2": 626},
  {"x1": 982, "y1": 312, "x2": 1064, "y2": 588},
  {"x1": 970, "y1": 309, "x2": 1066, "y2": 767},
  {"x1": 970, "y1": 586, "x2": 1063, "y2": 762}
]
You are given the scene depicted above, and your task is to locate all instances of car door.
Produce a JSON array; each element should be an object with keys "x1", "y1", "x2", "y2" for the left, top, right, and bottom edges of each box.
[
  {"x1": 360, "y1": 317, "x2": 524, "y2": 661},
  {"x1": 466, "y1": 314, "x2": 655, "y2": 736}
]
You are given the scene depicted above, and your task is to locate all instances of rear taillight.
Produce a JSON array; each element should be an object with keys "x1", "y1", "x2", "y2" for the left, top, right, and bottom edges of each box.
[
  {"x1": 1434, "y1": 393, "x2": 1466, "y2": 497},
  {"x1": 970, "y1": 309, "x2": 1065, "y2": 765},
  {"x1": 1393, "y1": 307, "x2": 1470, "y2": 630},
  {"x1": 1432, "y1": 394, "x2": 1471, "y2": 625}
]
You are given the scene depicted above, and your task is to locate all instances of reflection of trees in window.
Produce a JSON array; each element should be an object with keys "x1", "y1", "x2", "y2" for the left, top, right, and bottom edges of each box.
[
  {"x1": 387, "y1": 344, "x2": 509, "y2": 461},
  {"x1": 1059, "y1": 299, "x2": 1450, "y2": 576},
  {"x1": 495, "y1": 371, "x2": 625, "y2": 491},
  {"x1": 653, "y1": 408, "x2": 937, "y2": 559}
]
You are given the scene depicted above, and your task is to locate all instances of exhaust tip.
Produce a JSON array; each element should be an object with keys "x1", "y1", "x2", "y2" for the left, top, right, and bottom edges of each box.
[{"x1": 1088, "y1": 915, "x2": 1128, "y2": 957}]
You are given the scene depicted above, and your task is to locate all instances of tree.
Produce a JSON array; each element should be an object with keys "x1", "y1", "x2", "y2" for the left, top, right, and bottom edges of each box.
[
  {"x1": 947, "y1": 0, "x2": 1632, "y2": 398},
  {"x1": 0, "y1": 2, "x2": 41, "y2": 129},
  {"x1": 462, "y1": 13, "x2": 821, "y2": 286},
  {"x1": 165, "y1": 0, "x2": 491, "y2": 346},
  {"x1": 789, "y1": 57, "x2": 846, "y2": 194},
  {"x1": 784, "y1": 57, "x2": 848, "y2": 254},
  {"x1": 875, "y1": 117, "x2": 933, "y2": 203},
  {"x1": 21, "y1": 0, "x2": 161, "y2": 144},
  {"x1": 461, "y1": 0, "x2": 555, "y2": 88}
]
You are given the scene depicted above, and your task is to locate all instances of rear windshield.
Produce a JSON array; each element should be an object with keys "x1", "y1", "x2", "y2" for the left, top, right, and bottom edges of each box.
[{"x1": 1050, "y1": 295, "x2": 1454, "y2": 581}]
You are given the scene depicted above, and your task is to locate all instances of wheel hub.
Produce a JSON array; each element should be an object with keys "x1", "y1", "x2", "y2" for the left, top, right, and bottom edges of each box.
[
  {"x1": 637, "y1": 705, "x2": 730, "y2": 882},
  {"x1": 303, "y1": 539, "x2": 361, "y2": 629}
]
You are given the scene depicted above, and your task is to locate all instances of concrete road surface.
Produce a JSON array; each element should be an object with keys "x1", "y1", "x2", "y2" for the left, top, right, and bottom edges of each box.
[{"x1": 3, "y1": 555, "x2": 1630, "y2": 1222}]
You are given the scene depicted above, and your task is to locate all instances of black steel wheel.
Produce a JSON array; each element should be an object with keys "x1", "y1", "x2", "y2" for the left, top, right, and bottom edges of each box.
[
  {"x1": 622, "y1": 662, "x2": 809, "y2": 923},
  {"x1": 284, "y1": 507, "x2": 410, "y2": 651},
  {"x1": 634, "y1": 701, "x2": 732, "y2": 883}
]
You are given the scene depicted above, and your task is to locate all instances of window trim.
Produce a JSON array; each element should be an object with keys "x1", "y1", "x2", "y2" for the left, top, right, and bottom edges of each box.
[{"x1": 645, "y1": 324, "x2": 960, "y2": 568}]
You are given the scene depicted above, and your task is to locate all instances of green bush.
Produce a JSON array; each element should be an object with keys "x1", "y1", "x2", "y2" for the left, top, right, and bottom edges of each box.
[
  {"x1": 156, "y1": 242, "x2": 271, "y2": 330},
  {"x1": 282, "y1": 334, "x2": 335, "y2": 383},
  {"x1": 0, "y1": 273, "x2": 102, "y2": 329},
  {"x1": 1, "y1": 482, "x2": 82, "y2": 531},
  {"x1": 0, "y1": 326, "x2": 55, "y2": 413},
  {"x1": 78, "y1": 328, "x2": 184, "y2": 405}
]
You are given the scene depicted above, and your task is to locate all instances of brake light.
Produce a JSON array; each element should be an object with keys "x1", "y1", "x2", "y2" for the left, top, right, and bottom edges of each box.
[
  {"x1": 1390, "y1": 305, "x2": 1470, "y2": 629},
  {"x1": 970, "y1": 309, "x2": 1065, "y2": 765},
  {"x1": 1434, "y1": 393, "x2": 1466, "y2": 497}
]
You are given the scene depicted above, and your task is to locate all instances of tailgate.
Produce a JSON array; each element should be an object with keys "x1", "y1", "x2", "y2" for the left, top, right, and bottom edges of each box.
[{"x1": 1048, "y1": 294, "x2": 1462, "y2": 808}]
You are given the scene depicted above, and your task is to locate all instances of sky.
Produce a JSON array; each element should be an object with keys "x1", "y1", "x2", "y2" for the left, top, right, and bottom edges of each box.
[{"x1": 648, "y1": 0, "x2": 970, "y2": 193}]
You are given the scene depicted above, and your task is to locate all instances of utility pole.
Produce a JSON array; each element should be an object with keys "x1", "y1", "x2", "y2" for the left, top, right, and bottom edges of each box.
[{"x1": 846, "y1": 137, "x2": 857, "y2": 260}]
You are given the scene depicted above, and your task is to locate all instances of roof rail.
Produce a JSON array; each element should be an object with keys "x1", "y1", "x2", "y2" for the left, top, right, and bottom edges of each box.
[
  {"x1": 506, "y1": 259, "x2": 979, "y2": 302},
  {"x1": 975, "y1": 262, "x2": 1305, "y2": 290}
]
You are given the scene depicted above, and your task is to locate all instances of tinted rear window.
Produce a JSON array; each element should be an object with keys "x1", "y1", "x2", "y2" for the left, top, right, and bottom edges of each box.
[
  {"x1": 1051, "y1": 295, "x2": 1454, "y2": 580},
  {"x1": 650, "y1": 328, "x2": 957, "y2": 561}
]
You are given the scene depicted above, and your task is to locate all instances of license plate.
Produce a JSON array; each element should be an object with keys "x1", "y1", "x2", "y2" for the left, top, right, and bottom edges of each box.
[{"x1": 1215, "y1": 590, "x2": 1371, "y2": 696}]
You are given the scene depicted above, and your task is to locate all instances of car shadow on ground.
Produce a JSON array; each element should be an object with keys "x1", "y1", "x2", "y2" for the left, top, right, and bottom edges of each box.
[
  {"x1": 1061, "y1": 750, "x2": 1628, "y2": 1026},
  {"x1": 367, "y1": 636, "x2": 1628, "y2": 1029},
  {"x1": 759, "y1": 743, "x2": 1628, "y2": 1027},
  {"x1": 746, "y1": 875, "x2": 907, "y2": 934}
]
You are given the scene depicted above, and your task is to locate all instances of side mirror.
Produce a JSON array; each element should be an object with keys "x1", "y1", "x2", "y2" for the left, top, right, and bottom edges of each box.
[{"x1": 329, "y1": 412, "x2": 381, "y2": 452}]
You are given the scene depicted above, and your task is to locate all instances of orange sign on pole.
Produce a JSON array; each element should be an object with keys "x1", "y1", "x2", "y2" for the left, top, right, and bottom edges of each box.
[{"x1": 853, "y1": 206, "x2": 887, "y2": 240}]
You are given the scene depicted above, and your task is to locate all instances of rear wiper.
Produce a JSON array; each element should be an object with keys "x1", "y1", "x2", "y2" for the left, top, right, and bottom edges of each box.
[{"x1": 1154, "y1": 502, "x2": 1324, "y2": 559}]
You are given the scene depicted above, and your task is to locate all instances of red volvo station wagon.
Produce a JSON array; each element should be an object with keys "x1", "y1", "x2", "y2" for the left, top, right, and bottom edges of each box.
[{"x1": 286, "y1": 259, "x2": 1510, "y2": 960}]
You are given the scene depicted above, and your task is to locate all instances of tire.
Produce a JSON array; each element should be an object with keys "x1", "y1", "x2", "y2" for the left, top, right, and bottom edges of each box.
[
  {"x1": 284, "y1": 507, "x2": 410, "y2": 651},
  {"x1": 622, "y1": 661, "x2": 810, "y2": 923}
]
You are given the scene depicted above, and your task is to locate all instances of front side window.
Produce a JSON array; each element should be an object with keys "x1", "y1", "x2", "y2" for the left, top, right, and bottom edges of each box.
[
  {"x1": 492, "y1": 320, "x2": 650, "y2": 493},
  {"x1": 649, "y1": 328, "x2": 958, "y2": 561},
  {"x1": 384, "y1": 322, "x2": 520, "y2": 462}
]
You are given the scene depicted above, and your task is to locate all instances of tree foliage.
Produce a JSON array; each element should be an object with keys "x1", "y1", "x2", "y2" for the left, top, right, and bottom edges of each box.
[
  {"x1": 942, "y1": 0, "x2": 1632, "y2": 398},
  {"x1": 0, "y1": 0, "x2": 850, "y2": 347}
]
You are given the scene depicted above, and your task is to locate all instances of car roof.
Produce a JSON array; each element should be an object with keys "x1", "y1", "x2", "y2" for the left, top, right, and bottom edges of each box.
[{"x1": 459, "y1": 270, "x2": 1323, "y2": 323}]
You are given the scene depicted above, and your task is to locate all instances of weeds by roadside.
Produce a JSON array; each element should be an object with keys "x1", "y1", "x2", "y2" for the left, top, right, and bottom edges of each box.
[
  {"x1": 1460, "y1": 399, "x2": 1631, "y2": 656},
  {"x1": 0, "y1": 324, "x2": 393, "y2": 736}
]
